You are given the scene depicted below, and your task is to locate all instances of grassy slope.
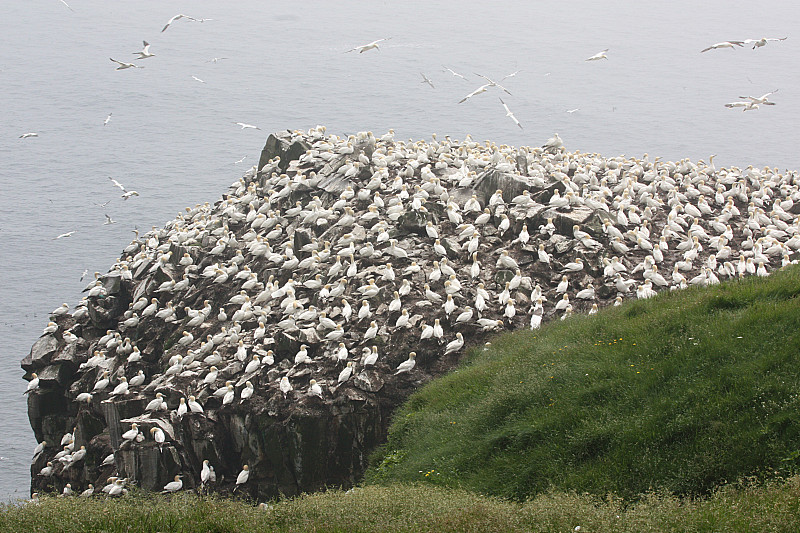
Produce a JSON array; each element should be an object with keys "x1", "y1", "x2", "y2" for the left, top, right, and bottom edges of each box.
[
  {"x1": 2, "y1": 479, "x2": 800, "y2": 533},
  {"x1": 368, "y1": 266, "x2": 800, "y2": 500}
]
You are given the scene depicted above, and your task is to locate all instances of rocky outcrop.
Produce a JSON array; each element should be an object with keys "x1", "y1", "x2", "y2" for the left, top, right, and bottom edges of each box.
[{"x1": 22, "y1": 127, "x2": 800, "y2": 499}]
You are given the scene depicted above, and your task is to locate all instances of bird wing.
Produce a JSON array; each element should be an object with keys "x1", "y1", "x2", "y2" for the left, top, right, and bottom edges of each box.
[
  {"x1": 162, "y1": 14, "x2": 183, "y2": 32},
  {"x1": 766, "y1": 37, "x2": 788, "y2": 42},
  {"x1": 109, "y1": 58, "x2": 124, "y2": 65},
  {"x1": 499, "y1": 98, "x2": 511, "y2": 114}
]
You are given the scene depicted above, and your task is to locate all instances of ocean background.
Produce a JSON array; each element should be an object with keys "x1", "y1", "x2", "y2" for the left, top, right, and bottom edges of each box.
[{"x1": 0, "y1": 0, "x2": 797, "y2": 501}]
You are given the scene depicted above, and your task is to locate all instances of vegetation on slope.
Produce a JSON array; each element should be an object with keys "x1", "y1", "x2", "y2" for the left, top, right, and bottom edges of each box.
[
  {"x1": 368, "y1": 265, "x2": 800, "y2": 500},
  {"x1": 2, "y1": 479, "x2": 800, "y2": 533}
]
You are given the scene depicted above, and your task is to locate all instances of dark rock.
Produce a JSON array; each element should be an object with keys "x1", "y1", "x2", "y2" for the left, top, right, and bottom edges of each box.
[{"x1": 23, "y1": 335, "x2": 60, "y2": 372}]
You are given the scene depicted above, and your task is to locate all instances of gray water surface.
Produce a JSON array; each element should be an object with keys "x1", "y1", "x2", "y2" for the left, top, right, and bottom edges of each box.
[{"x1": 1, "y1": 0, "x2": 797, "y2": 501}]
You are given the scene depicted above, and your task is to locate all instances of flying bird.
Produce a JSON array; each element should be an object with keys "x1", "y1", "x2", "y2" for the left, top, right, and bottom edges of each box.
[
  {"x1": 53, "y1": 231, "x2": 75, "y2": 240},
  {"x1": 19, "y1": 132, "x2": 38, "y2": 139},
  {"x1": 458, "y1": 84, "x2": 489, "y2": 104},
  {"x1": 234, "y1": 155, "x2": 247, "y2": 164},
  {"x1": 420, "y1": 73, "x2": 435, "y2": 88},
  {"x1": 566, "y1": 108, "x2": 580, "y2": 113},
  {"x1": 103, "y1": 113, "x2": 112, "y2": 126},
  {"x1": 133, "y1": 41, "x2": 155, "y2": 59},
  {"x1": 442, "y1": 65, "x2": 468, "y2": 80},
  {"x1": 108, "y1": 177, "x2": 127, "y2": 192},
  {"x1": 474, "y1": 73, "x2": 512, "y2": 95},
  {"x1": 345, "y1": 38, "x2": 390, "y2": 53},
  {"x1": 234, "y1": 122, "x2": 260, "y2": 130},
  {"x1": 743, "y1": 37, "x2": 787, "y2": 49},
  {"x1": 109, "y1": 58, "x2": 142, "y2": 70},
  {"x1": 121, "y1": 190, "x2": 139, "y2": 200},
  {"x1": 104, "y1": 214, "x2": 116, "y2": 225},
  {"x1": 724, "y1": 101, "x2": 760, "y2": 111},
  {"x1": 206, "y1": 57, "x2": 229, "y2": 63},
  {"x1": 499, "y1": 98, "x2": 523, "y2": 129},
  {"x1": 58, "y1": 0, "x2": 74, "y2": 12},
  {"x1": 585, "y1": 48, "x2": 609, "y2": 61},
  {"x1": 739, "y1": 90, "x2": 778, "y2": 105},
  {"x1": 161, "y1": 14, "x2": 200, "y2": 32},
  {"x1": 501, "y1": 70, "x2": 521, "y2": 80},
  {"x1": 191, "y1": 75, "x2": 206, "y2": 83},
  {"x1": 700, "y1": 41, "x2": 744, "y2": 52}
]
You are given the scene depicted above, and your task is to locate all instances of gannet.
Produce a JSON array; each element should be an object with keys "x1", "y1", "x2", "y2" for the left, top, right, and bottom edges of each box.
[
  {"x1": 499, "y1": 98, "x2": 523, "y2": 129},
  {"x1": 234, "y1": 122, "x2": 261, "y2": 130},
  {"x1": 743, "y1": 37, "x2": 787, "y2": 49},
  {"x1": 585, "y1": 48, "x2": 609, "y2": 61},
  {"x1": 163, "y1": 475, "x2": 183, "y2": 493},
  {"x1": 444, "y1": 333, "x2": 464, "y2": 355},
  {"x1": 394, "y1": 352, "x2": 417, "y2": 374},
  {"x1": 150, "y1": 427, "x2": 165, "y2": 444},
  {"x1": 345, "y1": 38, "x2": 391, "y2": 53},
  {"x1": 161, "y1": 13, "x2": 201, "y2": 32},
  {"x1": 458, "y1": 84, "x2": 490, "y2": 104},
  {"x1": 133, "y1": 41, "x2": 154, "y2": 59},
  {"x1": 19, "y1": 132, "x2": 38, "y2": 139},
  {"x1": 109, "y1": 58, "x2": 142, "y2": 70},
  {"x1": 280, "y1": 376, "x2": 292, "y2": 395},
  {"x1": 338, "y1": 362, "x2": 354, "y2": 383},
  {"x1": 442, "y1": 65, "x2": 468, "y2": 80},
  {"x1": 420, "y1": 73, "x2": 435, "y2": 88},
  {"x1": 701, "y1": 41, "x2": 745, "y2": 52}
]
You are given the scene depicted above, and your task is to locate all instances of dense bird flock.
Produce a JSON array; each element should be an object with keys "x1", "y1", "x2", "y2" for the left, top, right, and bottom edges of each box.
[{"x1": 25, "y1": 126, "x2": 800, "y2": 497}]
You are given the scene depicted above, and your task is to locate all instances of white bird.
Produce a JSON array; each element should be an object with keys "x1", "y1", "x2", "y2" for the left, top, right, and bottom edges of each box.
[
  {"x1": 53, "y1": 231, "x2": 75, "y2": 240},
  {"x1": 161, "y1": 13, "x2": 199, "y2": 32},
  {"x1": 191, "y1": 75, "x2": 206, "y2": 83},
  {"x1": 234, "y1": 122, "x2": 260, "y2": 130},
  {"x1": 743, "y1": 37, "x2": 787, "y2": 49},
  {"x1": 585, "y1": 48, "x2": 609, "y2": 61},
  {"x1": 162, "y1": 475, "x2": 183, "y2": 493},
  {"x1": 338, "y1": 362, "x2": 354, "y2": 384},
  {"x1": 309, "y1": 379, "x2": 323, "y2": 398},
  {"x1": 104, "y1": 214, "x2": 116, "y2": 225},
  {"x1": 133, "y1": 41, "x2": 155, "y2": 59},
  {"x1": 499, "y1": 98, "x2": 523, "y2": 129},
  {"x1": 150, "y1": 427, "x2": 165, "y2": 444},
  {"x1": 187, "y1": 395, "x2": 204, "y2": 413},
  {"x1": 438, "y1": 66, "x2": 466, "y2": 83},
  {"x1": 19, "y1": 132, "x2": 38, "y2": 139},
  {"x1": 201, "y1": 460, "x2": 216, "y2": 485},
  {"x1": 345, "y1": 38, "x2": 390, "y2": 53},
  {"x1": 700, "y1": 41, "x2": 744, "y2": 53},
  {"x1": 474, "y1": 73, "x2": 512, "y2": 95},
  {"x1": 280, "y1": 376, "x2": 292, "y2": 396},
  {"x1": 103, "y1": 113, "x2": 112, "y2": 126},
  {"x1": 738, "y1": 90, "x2": 778, "y2": 106},
  {"x1": 109, "y1": 58, "x2": 142, "y2": 70},
  {"x1": 444, "y1": 333, "x2": 464, "y2": 355},
  {"x1": 236, "y1": 465, "x2": 250, "y2": 485},
  {"x1": 394, "y1": 352, "x2": 417, "y2": 374},
  {"x1": 121, "y1": 423, "x2": 139, "y2": 441},
  {"x1": 420, "y1": 73, "x2": 435, "y2": 88},
  {"x1": 458, "y1": 84, "x2": 490, "y2": 104},
  {"x1": 24, "y1": 373, "x2": 39, "y2": 394},
  {"x1": 58, "y1": 0, "x2": 74, "y2": 12}
]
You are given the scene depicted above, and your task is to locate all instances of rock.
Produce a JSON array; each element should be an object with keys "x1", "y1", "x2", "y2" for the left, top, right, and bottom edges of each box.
[
  {"x1": 23, "y1": 127, "x2": 798, "y2": 500},
  {"x1": 258, "y1": 133, "x2": 310, "y2": 174},
  {"x1": 354, "y1": 369, "x2": 384, "y2": 393},
  {"x1": 22, "y1": 335, "x2": 60, "y2": 372}
]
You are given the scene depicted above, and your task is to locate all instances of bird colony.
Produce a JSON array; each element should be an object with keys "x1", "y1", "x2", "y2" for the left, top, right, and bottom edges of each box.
[{"x1": 23, "y1": 127, "x2": 800, "y2": 498}]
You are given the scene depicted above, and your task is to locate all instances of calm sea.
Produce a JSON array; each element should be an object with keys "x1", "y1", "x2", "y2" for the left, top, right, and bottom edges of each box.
[{"x1": 0, "y1": 0, "x2": 797, "y2": 501}]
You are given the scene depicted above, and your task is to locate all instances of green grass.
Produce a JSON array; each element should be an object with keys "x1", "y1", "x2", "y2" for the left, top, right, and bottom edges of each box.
[
  {"x1": 368, "y1": 265, "x2": 800, "y2": 500},
  {"x1": 2, "y1": 478, "x2": 800, "y2": 532}
]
